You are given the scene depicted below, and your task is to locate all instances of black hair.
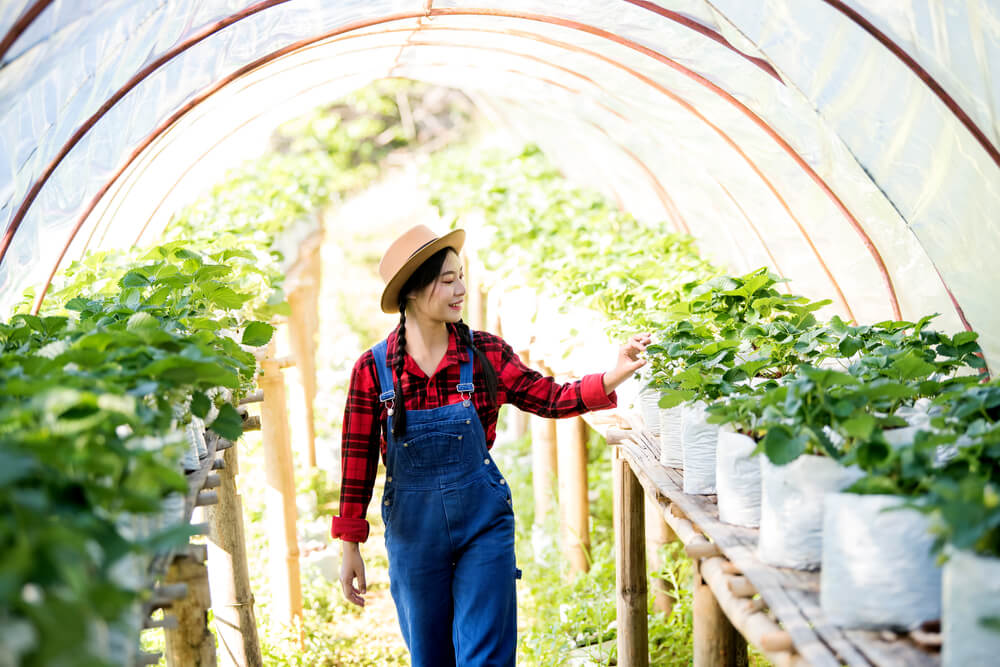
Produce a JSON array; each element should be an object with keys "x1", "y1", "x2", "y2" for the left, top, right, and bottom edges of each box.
[{"x1": 391, "y1": 247, "x2": 499, "y2": 437}]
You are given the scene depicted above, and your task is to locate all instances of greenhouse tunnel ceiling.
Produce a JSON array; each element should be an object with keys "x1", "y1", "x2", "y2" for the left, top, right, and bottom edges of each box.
[{"x1": 0, "y1": 1, "x2": 998, "y2": 371}]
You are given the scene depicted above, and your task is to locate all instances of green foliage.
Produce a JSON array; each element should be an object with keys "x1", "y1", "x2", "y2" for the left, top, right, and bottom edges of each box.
[
  {"x1": 0, "y1": 250, "x2": 269, "y2": 665},
  {"x1": 1, "y1": 79, "x2": 451, "y2": 665},
  {"x1": 647, "y1": 268, "x2": 837, "y2": 404},
  {"x1": 423, "y1": 143, "x2": 716, "y2": 339}
]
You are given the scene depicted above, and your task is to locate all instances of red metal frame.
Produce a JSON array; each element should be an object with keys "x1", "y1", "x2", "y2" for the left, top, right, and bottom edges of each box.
[
  {"x1": 0, "y1": 0, "x2": 53, "y2": 62},
  {"x1": 822, "y1": 0, "x2": 1000, "y2": 170},
  {"x1": 6, "y1": 5, "x2": 918, "y2": 324}
]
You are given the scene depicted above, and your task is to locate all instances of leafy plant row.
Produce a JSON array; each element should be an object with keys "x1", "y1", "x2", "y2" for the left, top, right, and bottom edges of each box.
[
  {"x1": 1, "y1": 80, "x2": 446, "y2": 667},
  {"x1": 424, "y1": 143, "x2": 999, "y2": 563}
]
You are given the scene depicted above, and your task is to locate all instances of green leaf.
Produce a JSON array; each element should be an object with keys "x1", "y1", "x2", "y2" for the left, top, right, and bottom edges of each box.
[
  {"x1": 241, "y1": 321, "x2": 275, "y2": 347},
  {"x1": 119, "y1": 270, "x2": 150, "y2": 288},
  {"x1": 842, "y1": 413, "x2": 876, "y2": 440},
  {"x1": 838, "y1": 336, "x2": 863, "y2": 357},
  {"x1": 658, "y1": 389, "x2": 695, "y2": 409},
  {"x1": 209, "y1": 403, "x2": 244, "y2": 441},
  {"x1": 953, "y1": 331, "x2": 979, "y2": 347},
  {"x1": 126, "y1": 312, "x2": 159, "y2": 331},
  {"x1": 763, "y1": 425, "x2": 808, "y2": 465},
  {"x1": 190, "y1": 392, "x2": 211, "y2": 419}
]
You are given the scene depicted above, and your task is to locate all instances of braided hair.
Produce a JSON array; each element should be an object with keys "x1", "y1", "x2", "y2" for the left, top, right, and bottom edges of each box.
[{"x1": 391, "y1": 248, "x2": 499, "y2": 438}]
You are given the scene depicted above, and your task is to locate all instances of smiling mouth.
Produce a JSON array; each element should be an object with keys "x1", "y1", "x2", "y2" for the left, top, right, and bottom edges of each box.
[{"x1": 449, "y1": 301, "x2": 463, "y2": 310}]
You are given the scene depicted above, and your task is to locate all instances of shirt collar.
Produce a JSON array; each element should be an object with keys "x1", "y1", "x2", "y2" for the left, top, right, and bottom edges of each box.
[{"x1": 388, "y1": 322, "x2": 468, "y2": 379}]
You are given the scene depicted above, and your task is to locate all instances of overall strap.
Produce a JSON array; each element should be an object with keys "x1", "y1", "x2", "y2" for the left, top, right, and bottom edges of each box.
[
  {"x1": 456, "y1": 332, "x2": 475, "y2": 396},
  {"x1": 371, "y1": 339, "x2": 396, "y2": 403}
]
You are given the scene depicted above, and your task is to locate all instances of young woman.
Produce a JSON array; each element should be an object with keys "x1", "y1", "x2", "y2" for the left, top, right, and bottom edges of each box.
[{"x1": 332, "y1": 224, "x2": 650, "y2": 666}]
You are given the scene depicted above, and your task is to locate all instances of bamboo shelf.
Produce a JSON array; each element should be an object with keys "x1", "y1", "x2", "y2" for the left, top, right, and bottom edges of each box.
[{"x1": 587, "y1": 413, "x2": 940, "y2": 667}]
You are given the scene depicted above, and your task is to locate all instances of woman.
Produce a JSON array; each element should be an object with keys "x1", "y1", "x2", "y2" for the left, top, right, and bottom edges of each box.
[{"x1": 332, "y1": 224, "x2": 650, "y2": 666}]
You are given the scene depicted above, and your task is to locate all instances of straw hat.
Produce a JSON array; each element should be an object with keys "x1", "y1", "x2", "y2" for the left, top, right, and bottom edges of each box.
[{"x1": 378, "y1": 225, "x2": 466, "y2": 314}]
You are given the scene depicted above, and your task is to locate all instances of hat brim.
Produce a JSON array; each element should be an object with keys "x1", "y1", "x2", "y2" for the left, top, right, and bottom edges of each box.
[{"x1": 380, "y1": 229, "x2": 466, "y2": 314}]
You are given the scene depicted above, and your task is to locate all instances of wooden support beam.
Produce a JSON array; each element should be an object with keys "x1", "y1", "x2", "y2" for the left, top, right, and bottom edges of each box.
[
  {"x1": 645, "y1": 493, "x2": 677, "y2": 615},
  {"x1": 164, "y1": 555, "x2": 215, "y2": 667},
  {"x1": 258, "y1": 354, "x2": 303, "y2": 626},
  {"x1": 530, "y1": 414, "x2": 558, "y2": 523},
  {"x1": 699, "y1": 557, "x2": 806, "y2": 667},
  {"x1": 205, "y1": 438, "x2": 263, "y2": 667},
  {"x1": 557, "y1": 416, "x2": 591, "y2": 574},
  {"x1": 614, "y1": 446, "x2": 649, "y2": 667},
  {"x1": 286, "y1": 271, "x2": 319, "y2": 468},
  {"x1": 694, "y1": 568, "x2": 749, "y2": 667}
]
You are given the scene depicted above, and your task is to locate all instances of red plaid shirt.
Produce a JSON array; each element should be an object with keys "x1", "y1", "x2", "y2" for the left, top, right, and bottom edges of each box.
[{"x1": 331, "y1": 323, "x2": 617, "y2": 542}]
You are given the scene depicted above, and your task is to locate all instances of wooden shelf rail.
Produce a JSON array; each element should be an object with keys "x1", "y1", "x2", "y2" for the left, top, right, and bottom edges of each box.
[{"x1": 589, "y1": 413, "x2": 940, "y2": 667}]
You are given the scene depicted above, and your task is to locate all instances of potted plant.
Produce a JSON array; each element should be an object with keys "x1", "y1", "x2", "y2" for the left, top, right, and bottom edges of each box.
[
  {"x1": 747, "y1": 366, "x2": 923, "y2": 569},
  {"x1": 918, "y1": 380, "x2": 1000, "y2": 665},
  {"x1": 647, "y1": 268, "x2": 834, "y2": 495}
]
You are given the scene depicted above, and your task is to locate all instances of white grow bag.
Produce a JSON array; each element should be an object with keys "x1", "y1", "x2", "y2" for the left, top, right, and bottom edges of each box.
[
  {"x1": 636, "y1": 385, "x2": 661, "y2": 436},
  {"x1": 681, "y1": 401, "x2": 718, "y2": 494},
  {"x1": 820, "y1": 493, "x2": 940, "y2": 629},
  {"x1": 658, "y1": 406, "x2": 683, "y2": 468},
  {"x1": 716, "y1": 430, "x2": 761, "y2": 527},
  {"x1": 943, "y1": 549, "x2": 1000, "y2": 667},
  {"x1": 758, "y1": 455, "x2": 863, "y2": 569}
]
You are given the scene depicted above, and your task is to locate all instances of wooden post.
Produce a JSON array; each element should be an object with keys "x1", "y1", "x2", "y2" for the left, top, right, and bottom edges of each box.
[
  {"x1": 164, "y1": 554, "x2": 215, "y2": 667},
  {"x1": 530, "y1": 415, "x2": 558, "y2": 523},
  {"x1": 285, "y1": 234, "x2": 322, "y2": 468},
  {"x1": 462, "y1": 250, "x2": 487, "y2": 331},
  {"x1": 613, "y1": 447, "x2": 648, "y2": 667},
  {"x1": 206, "y1": 443, "x2": 263, "y2": 667},
  {"x1": 556, "y1": 416, "x2": 590, "y2": 574},
  {"x1": 258, "y1": 357, "x2": 303, "y2": 626},
  {"x1": 645, "y1": 494, "x2": 677, "y2": 615},
  {"x1": 694, "y1": 563, "x2": 748, "y2": 667}
]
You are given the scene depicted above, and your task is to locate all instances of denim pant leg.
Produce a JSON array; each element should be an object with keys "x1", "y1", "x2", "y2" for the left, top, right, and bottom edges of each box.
[
  {"x1": 385, "y1": 489, "x2": 457, "y2": 667},
  {"x1": 449, "y1": 488, "x2": 518, "y2": 665}
]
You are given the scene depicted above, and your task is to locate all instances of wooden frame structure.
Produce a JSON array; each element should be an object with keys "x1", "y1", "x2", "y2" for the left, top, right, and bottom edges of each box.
[{"x1": 589, "y1": 416, "x2": 941, "y2": 667}]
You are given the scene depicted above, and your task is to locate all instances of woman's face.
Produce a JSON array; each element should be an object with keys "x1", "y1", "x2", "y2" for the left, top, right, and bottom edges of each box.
[{"x1": 408, "y1": 250, "x2": 466, "y2": 324}]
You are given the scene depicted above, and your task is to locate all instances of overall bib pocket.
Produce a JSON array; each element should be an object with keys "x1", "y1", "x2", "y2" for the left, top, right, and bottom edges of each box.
[{"x1": 398, "y1": 427, "x2": 464, "y2": 469}]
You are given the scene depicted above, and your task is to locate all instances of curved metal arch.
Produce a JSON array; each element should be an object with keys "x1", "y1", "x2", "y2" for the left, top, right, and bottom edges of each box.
[
  {"x1": 43, "y1": 23, "x2": 858, "y2": 318},
  {"x1": 41, "y1": 53, "x2": 688, "y2": 307},
  {"x1": 4, "y1": 4, "x2": 914, "y2": 324},
  {"x1": 820, "y1": 0, "x2": 1000, "y2": 170},
  {"x1": 0, "y1": 0, "x2": 52, "y2": 62}
]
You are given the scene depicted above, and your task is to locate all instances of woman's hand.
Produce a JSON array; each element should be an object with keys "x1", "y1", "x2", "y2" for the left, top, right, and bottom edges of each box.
[
  {"x1": 603, "y1": 332, "x2": 653, "y2": 394},
  {"x1": 340, "y1": 541, "x2": 367, "y2": 607}
]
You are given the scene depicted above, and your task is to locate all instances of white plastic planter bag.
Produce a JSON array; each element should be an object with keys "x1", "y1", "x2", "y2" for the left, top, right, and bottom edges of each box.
[
  {"x1": 943, "y1": 549, "x2": 1000, "y2": 667},
  {"x1": 758, "y1": 455, "x2": 863, "y2": 569},
  {"x1": 681, "y1": 401, "x2": 718, "y2": 494},
  {"x1": 716, "y1": 430, "x2": 761, "y2": 527},
  {"x1": 636, "y1": 385, "x2": 661, "y2": 436},
  {"x1": 820, "y1": 493, "x2": 940, "y2": 629},
  {"x1": 658, "y1": 406, "x2": 683, "y2": 467}
]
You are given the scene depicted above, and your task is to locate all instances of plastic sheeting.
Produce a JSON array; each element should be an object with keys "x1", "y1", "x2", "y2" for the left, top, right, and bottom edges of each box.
[{"x1": 0, "y1": 1, "x2": 996, "y2": 370}]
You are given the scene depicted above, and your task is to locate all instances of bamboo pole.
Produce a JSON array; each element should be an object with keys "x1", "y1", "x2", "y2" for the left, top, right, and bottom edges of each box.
[
  {"x1": 462, "y1": 250, "x2": 487, "y2": 331},
  {"x1": 645, "y1": 493, "x2": 677, "y2": 614},
  {"x1": 164, "y1": 554, "x2": 215, "y2": 667},
  {"x1": 556, "y1": 416, "x2": 590, "y2": 574},
  {"x1": 613, "y1": 447, "x2": 648, "y2": 667},
  {"x1": 258, "y1": 356, "x2": 303, "y2": 626},
  {"x1": 206, "y1": 443, "x2": 262, "y2": 667},
  {"x1": 530, "y1": 414, "x2": 558, "y2": 523},
  {"x1": 285, "y1": 235, "x2": 321, "y2": 468},
  {"x1": 693, "y1": 562, "x2": 749, "y2": 667}
]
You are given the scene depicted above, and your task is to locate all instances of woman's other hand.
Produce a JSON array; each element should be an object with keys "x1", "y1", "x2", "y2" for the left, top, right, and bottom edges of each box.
[
  {"x1": 603, "y1": 332, "x2": 653, "y2": 394},
  {"x1": 340, "y1": 541, "x2": 367, "y2": 607}
]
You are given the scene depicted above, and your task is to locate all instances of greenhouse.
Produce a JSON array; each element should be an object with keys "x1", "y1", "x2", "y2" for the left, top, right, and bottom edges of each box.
[{"x1": 1, "y1": 2, "x2": 998, "y2": 666}]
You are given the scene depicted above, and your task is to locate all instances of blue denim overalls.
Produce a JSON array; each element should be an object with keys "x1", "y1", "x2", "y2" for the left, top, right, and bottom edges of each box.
[{"x1": 373, "y1": 339, "x2": 520, "y2": 667}]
